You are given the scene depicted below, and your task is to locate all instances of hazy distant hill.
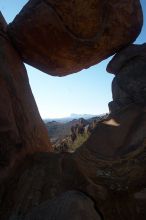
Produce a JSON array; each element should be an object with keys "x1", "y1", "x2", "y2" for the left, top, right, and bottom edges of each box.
[{"x1": 44, "y1": 114, "x2": 97, "y2": 123}]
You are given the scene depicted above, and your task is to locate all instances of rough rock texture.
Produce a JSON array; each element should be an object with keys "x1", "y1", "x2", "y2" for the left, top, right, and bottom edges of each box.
[
  {"x1": 74, "y1": 44, "x2": 146, "y2": 219},
  {"x1": 0, "y1": 153, "x2": 94, "y2": 219},
  {"x1": 0, "y1": 13, "x2": 52, "y2": 179},
  {"x1": 8, "y1": 0, "x2": 143, "y2": 76},
  {"x1": 25, "y1": 191, "x2": 101, "y2": 220},
  {"x1": 107, "y1": 43, "x2": 146, "y2": 75},
  {"x1": 107, "y1": 43, "x2": 146, "y2": 112},
  {"x1": 0, "y1": 152, "x2": 104, "y2": 220},
  {"x1": 75, "y1": 138, "x2": 146, "y2": 220}
]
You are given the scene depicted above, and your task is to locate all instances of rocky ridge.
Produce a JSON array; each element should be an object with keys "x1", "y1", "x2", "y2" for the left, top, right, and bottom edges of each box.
[{"x1": 46, "y1": 115, "x2": 108, "y2": 152}]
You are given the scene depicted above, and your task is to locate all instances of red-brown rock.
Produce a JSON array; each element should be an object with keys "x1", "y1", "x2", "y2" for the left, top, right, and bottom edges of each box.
[
  {"x1": 0, "y1": 13, "x2": 52, "y2": 179},
  {"x1": 107, "y1": 44, "x2": 146, "y2": 111},
  {"x1": 107, "y1": 43, "x2": 146, "y2": 75},
  {"x1": 8, "y1": 0, "x2": 143, "y2": 76}
]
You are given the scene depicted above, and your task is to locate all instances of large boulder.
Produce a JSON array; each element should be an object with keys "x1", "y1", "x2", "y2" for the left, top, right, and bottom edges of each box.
[
  {"x1": 0, "y1": 13, "x2": 52, "y2": 179},
  {"x1": 8, "y1": 0, "x2": 143, "y2": 76}
]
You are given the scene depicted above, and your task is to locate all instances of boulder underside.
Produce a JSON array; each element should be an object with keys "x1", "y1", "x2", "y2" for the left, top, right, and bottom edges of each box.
[{"x1": 8, "y1": 0, "x2": 143, "y2": 75}]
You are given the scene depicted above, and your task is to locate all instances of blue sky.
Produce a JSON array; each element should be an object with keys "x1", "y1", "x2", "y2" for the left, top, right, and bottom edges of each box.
[{"x1": 0, "y1": 0, "x2": 146, "y2": 118}]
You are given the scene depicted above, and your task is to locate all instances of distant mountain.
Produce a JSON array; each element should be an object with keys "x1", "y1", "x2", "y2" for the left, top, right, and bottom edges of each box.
[
  {"x1": 69, "y1": 113, "x2": 96, "y2": 119},
  {"x1": 43, "y1": 113, "x2": 97, "y2": 123}
]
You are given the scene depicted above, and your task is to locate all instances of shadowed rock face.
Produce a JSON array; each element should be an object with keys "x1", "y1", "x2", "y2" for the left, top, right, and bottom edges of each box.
[
  {"x1": 60, "y1": 43, "x2": 146, "y2": 161},
  {"x1": 107, "y1": 43, "x2": 146, "y2": 75},
  {"x1": 73, "y1": 44, "x2": 146, "y2": 219},
  {"x1": 8, "y1": 0, "x2": 143, "y2": 76},
  {"x1": 0, "y1": 13, "x2": 52, "y2": 179},
  {"x1": 78, "y1": 43, "x2": 146, "y2": 158},
  {"x1": 25, "y1": 191, "x2": 101, "y2": 220},
  {"x1": 107, "y1": 43, "x2": 146, "y2": 111}
]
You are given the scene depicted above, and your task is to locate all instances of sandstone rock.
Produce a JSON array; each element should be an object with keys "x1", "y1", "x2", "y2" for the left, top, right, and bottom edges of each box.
[
  {"x1": 0, "y1": 13, "x2": 52, "y2": 179},
  {"x1": 0, "y1": 77, "x2": 20, "y2": 167},
  {"x1": 74, "y1": 44, "x2": 146, "y2": 173},
  {"x1": 108, "y1": 77, "x2": 133, "y2": 113},
  {"x1": 107, "y1": 43, "x2": 146, "y2": 75},
  {"x1": 24, "y1": 191, "x2": 101, "y2": 220},
  {"x1": 73, "y1": 104, "x2": 146, "y2": 219},
  {"x1": 8, "y1": 0, "x2": 143, "y2": 76},
  {"x1": 0, "y1": 153, "x2": 64, "y2": 220},
  {"x1": 1, "y1": 133, "x2": 146, "y2": 220},
  {"x1": 0, "y1": 152, "x2": 104, "y2": 220},
  {"x1": 107, "y1": 44, "x2": 146, "y2": 108},
  {"x1": 73, "y1": 44, "x2": 146, "y2": 219}
]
